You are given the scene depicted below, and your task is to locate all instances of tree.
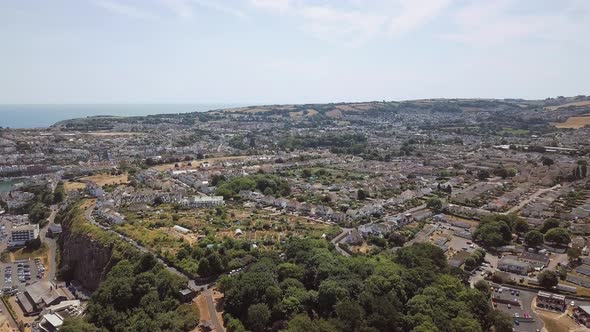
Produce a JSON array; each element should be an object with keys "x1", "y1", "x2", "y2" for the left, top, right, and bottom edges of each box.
[
  {"x1": 524, "y1": 230, "x2": 544, "y2": 248},
  {"x1": 197, "y1": 257, "x2": 210, "y2": 277},
  {"x1": 53, "y1": 182, "x2": 66, "y2": 204},
  {"x1": 25, "y1": 237, "x2": 42, "y2": 250},
  {"x1": 387, "y1": 232, "x2": 406, "y2": 247},
  {"x1": 474, "y1": 280, "x2": 490, "y2": 297},
  {"x1": 450, "y1": 316, "x2": 483, "y2": 332},
  {"x1": 537, "y1": 270, "x2": 558, "y2": 290},
  {"x1": 513, "y1": 218, "x2": 529, "y2": 234},
  {"x1": 473, "y1": 220, "x2": 512, "y2": 248},
  {"x1": 541, "y1": 218, "x2": 561, "y2": 234},
  {"x1": 567, "y1": 246, "x2": 582, "y2": 262},
  {"x1": 477, "y1": 170, "x2": 490, "y2": 181},
  {"x1": 357, "y1": 189, "x2": 367, "y2": 201},
  {"x1": 60, "y1": 318, "x2": 101, "y2": 332},
  {"x1": 29, "y1": 202, "x2": 49, "y2": 224},
  {"x1": 247, "y1": 303, "x2": 270, "y2": 332},
  {"x1": 426, "y1": 198, "x2": 443, "y2": 213},
  {"x1": 544, "y1": 228, "x2": 571, "y2": 246},
  {"x1": 464, "y1": 257, "x2": 477, "y2": 271},
  {"x1": 335, "y1": 300, "x2": 364, "y2": 331},
  {"x1": 542, "y1": 157, "x2": 554, "y2": 167},
  {"x1": 490, "y1": 311, "x2": 513, "y2": 332},
  {"x1": 277, "y1": 263, "x2": 305, "y2": 281}
]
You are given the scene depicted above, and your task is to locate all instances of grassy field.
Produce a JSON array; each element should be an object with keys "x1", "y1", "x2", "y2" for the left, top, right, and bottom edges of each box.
[
  {"x1": 64, "y1": 173, "x2": 128, "y2": 191},
  {"x1": 81, "y1": 173, "x2": 128, "y2": 186},
  {"x1": 498, "y1": 127, "x2": 530, "y2": 136},
  {"x1": 63, "y1": 181, "x2": 86, "y2": 191},
  {"x1": 10, "y1": 243, "x2": 49, "y2": 263},
  {"x1": 553, "y1": 115, "x2": 590, "y2": 129}
]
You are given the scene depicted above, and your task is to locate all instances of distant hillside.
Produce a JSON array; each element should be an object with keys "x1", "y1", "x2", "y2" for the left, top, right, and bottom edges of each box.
[{"x1": 49, "y1": 96, "x2": 590, "y2": 129}]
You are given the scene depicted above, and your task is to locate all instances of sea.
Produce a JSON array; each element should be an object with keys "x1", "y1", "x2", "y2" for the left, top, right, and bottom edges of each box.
[{"x1": 0, "y1": 104, "x2": 243, "y2": 129}]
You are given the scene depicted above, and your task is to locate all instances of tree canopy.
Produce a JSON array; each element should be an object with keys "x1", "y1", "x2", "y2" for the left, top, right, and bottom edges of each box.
[
  {"x1": 524, "y1": 230, "x2": 544, "y2": 248},
  {"x1": 544, "y1": 228, "x2": 571, "y2": 246},
  {"x1": 221, "y1": 239, "x2": 497, "y2": 332},
  {"x1": 71, "y1": 253, "x2": 198, "y2": 332}
]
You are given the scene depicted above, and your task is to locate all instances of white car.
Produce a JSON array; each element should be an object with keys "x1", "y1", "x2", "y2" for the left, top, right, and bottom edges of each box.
[{"x1": 571, "y1": 301, "x2": 575, "y2": 307}]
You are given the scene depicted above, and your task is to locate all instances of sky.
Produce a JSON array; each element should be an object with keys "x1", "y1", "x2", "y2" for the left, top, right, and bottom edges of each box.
[{"x1": 1, "y1": 0, "x2": 589, "y2": 105}]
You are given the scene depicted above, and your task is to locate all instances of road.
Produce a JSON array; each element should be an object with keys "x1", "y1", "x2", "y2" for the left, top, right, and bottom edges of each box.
[
  {"x1": 42, "y1": 205, "x2": 58, "y2": 280},
  {"x1": 330, "y1": 228, "x2": 352, "y2": 257},
  {"x1": 203, "y1": 288, "x2": 223, "y2": 332},
  {"x1": 502, "y1": 185, "x2": 560, "y2": 215}
]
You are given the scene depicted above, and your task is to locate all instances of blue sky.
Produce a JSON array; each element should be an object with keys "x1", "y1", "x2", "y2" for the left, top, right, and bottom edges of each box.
[{"x1": 1, "y1": 0, "x2": 589, "y2": 104}]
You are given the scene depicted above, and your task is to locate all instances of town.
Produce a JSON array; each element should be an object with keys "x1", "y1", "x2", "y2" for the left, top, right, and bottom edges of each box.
[{"x1": 1, "y1": 96, "x2": 590, "y2": 331}]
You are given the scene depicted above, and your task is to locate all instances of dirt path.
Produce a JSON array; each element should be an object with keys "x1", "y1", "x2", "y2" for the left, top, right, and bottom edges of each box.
[{"x1": 194, "y1": 289, "x2": 225, "y2": 332}]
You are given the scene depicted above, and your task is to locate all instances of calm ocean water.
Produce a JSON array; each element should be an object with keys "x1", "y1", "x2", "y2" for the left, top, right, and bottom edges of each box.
[{"x1": 0, "y1": 104, "x2": 242, "y2": 129}]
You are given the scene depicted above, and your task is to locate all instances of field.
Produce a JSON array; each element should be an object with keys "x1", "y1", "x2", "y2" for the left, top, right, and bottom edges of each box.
[
  {"x1": 545, "y1": 101, "x2": 590, "y2": 111},
  {"x1": 81, "y1": 173, "x2": 128, "y2": 186},
  {"x1": 498, "y1": 127, "x2": 530, "y2": 136},
  {"x1": 64, "y1": 173, "x2": 128, "y2": 191},
  {"x1": 63, "y1": 181, "x2": 86, "y2": 191},
  {"x1": 553, "y1": 115, "x2": 590, "y2": 129},
  {"x1": 9, "y1": 243, "x2": 49, "y2": 263}
]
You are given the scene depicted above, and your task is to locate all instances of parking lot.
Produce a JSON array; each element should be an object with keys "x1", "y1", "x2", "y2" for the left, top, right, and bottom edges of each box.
[
  {"x1": 492, "y1": 286, "x2": 543, "y2": 332},
  {"x1": 1, "y1": 258, "x2": 46, "y2": 295}
]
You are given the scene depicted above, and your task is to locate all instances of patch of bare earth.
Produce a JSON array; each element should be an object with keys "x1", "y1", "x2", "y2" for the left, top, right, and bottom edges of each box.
[
  {"x1": 552, "y1": 115, "x2": 590, "y2": 129},
  {"x1": 545, "y1": 101, "x2": 590, "y2": 111},
  {"x1": 326, "y1": 109, "x2": 343, "y2": 118}
]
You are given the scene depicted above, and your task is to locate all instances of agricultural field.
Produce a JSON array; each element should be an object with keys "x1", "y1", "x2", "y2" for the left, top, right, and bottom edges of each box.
[
  {"x1": 553, "y1": 115, "x2": 590, "y2": 129},
  {"x1": 545, "y1": 101, "x2": 590, "y2": 111}
]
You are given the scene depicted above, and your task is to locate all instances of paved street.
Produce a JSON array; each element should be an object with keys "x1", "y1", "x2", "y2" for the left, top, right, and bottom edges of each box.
[{"x1": 502, "y1": 185, "x2": 561, "y2": 215}]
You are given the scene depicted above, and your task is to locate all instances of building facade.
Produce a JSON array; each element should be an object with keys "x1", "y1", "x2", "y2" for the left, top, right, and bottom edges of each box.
[{"x1": 9, "y1": 224, "x2": 39, "y2": 247}]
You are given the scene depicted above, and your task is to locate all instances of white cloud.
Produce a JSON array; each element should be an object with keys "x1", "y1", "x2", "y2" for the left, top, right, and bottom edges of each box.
[
  {"x1": 300, "y1": 6, "x2": 387, "y2": 47},
  {"x1": 247, "y1": 0, "x2": 450, "y2": 46},
  {"x1": 388, "y1": 0, "x2": 451, "y2": 36},
  {"x1": 443, "y1": 0, "x2": 590, "y2": 46},
  {"x1": 94, "y1": 0, "x2": 158, "y2": 20},
  {"x1": 249, "y1": 0, "x2": 292, "y2": 13},
  {"x1": 158, "y1": 0, "x2": 193, "y2": 18},
  {"x1": 192, "y1": 0, "x2": 248, "y2": 19}
]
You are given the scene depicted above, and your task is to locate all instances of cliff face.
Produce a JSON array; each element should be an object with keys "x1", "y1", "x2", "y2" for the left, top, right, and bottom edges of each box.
[
  {"x1": 59, "y1": 225, "x2": 113, "y2": 291},
  {"x1": 57, "y1": 206, "x2": 114, "y2": 291}
]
